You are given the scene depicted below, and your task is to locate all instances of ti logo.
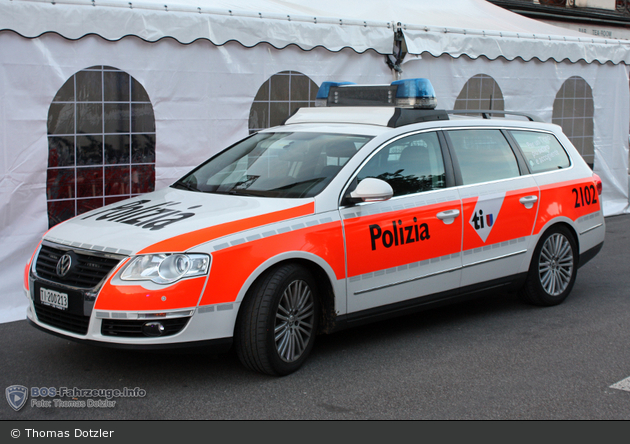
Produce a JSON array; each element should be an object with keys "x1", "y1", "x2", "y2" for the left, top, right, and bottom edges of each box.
[
  {"x1": 6, "y1": 385, "x2": 28, "y2": 411},
  {"x1": 469, "y1": 194, "x2": 505, "y2": 242}
]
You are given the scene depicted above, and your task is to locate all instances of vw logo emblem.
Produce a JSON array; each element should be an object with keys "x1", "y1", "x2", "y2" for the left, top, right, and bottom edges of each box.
[{"x1": 56, "y1": 253, "x2": 72, "y2": 277}]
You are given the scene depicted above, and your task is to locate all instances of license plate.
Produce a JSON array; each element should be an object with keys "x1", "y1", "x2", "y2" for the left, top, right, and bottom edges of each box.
[{"x1": 40, "y1": 288, "x2": 68, "y2": 311}]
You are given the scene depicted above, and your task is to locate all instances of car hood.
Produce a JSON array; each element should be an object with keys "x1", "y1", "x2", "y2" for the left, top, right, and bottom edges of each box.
[{"x1": 44, "y1": 187, "x2": 315, "y2": 256}]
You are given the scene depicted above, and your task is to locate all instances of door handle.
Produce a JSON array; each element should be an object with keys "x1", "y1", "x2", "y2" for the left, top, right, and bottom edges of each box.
[
  {"x1": 519, "y1": 195, "x2": 538, "y2": 209},
  {"x1": 436, "y1": 209, "x2": 460, "y2": 225}
]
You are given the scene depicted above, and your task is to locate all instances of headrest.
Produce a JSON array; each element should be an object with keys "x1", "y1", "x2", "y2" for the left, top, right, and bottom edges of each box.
[{"x1": 326, "y1": 141, "x2": 357, "y2": 158}]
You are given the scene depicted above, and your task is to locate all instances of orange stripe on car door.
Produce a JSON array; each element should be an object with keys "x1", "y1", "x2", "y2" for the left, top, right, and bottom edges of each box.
[
  {"x1": 343, "y1": 200, "x2": 462, "y2": 278},
  {"x1": 461, "y1": 186, "x2": 539, "y2": 250},
  {"x1": 199, "y1": 221, "x2": 345, "y2": 305}
]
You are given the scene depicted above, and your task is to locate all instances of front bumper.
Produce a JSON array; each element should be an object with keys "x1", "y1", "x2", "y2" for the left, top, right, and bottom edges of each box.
[
  {"x1": 26, "y1": 315, "x2": 232, "y2": 352},
  {"x1": 26, "y1": 295, "x2": 238, "y2": 351},
  {"x1": 26, "y1": 240, "x2": 237, "y2": 351}
]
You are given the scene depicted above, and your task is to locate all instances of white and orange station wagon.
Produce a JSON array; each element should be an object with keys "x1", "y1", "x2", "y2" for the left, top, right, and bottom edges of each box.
[{"x1": 25, "y1": 79, "x2": 605, "y2": 375}]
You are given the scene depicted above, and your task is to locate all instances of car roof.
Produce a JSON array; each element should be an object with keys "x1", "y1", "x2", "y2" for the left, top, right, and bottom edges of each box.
[{"x1": 280, "y1": 106, "x2": 558, "y2": 135}]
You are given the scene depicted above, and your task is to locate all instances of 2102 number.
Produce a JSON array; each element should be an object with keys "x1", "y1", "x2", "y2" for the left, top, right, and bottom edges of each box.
[{"x1": 572, "y1": 185, "x2": 598, "y2": 208}]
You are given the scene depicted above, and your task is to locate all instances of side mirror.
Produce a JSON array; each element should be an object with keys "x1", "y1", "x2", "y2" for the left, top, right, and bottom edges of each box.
[{"x1": 348, "y1": 178, "x2": 393, "y2": 203}]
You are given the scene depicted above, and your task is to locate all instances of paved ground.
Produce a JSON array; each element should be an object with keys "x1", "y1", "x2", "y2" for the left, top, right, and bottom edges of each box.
[{"x1": 1, "y1": 214, "x2": 629, "y2": 420}]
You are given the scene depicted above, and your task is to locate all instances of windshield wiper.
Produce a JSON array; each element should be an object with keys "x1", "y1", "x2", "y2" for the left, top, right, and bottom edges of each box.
[
  {"x1": 171, "y1": 180, "x2": 200, "y2": 192},
  {"x1": 226, "y1": 189, "x2": 272, "y2": 197}
]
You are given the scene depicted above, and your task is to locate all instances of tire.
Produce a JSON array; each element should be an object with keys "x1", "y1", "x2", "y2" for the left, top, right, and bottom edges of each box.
[
  {"x1": 519, "y1": 225, "x2": 578, "y2": 307},
  {"x1": 236, "y1": 264, "x2": 319, "y2": 376}
]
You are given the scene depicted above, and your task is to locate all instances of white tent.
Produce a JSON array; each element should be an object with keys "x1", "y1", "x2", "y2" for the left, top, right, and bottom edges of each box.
[
  {"x1": 1, "y1": 0, "x2": 628, "y2": 322},
  {"x1": 4, "y1": 0, "x2": 630, "y2": 62}
]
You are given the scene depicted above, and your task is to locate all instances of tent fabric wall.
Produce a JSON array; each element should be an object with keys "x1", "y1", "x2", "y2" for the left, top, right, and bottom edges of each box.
[
  {"x1": 1, "y1": 0, "x2": 629, "y2": 323},
  {"x1": 0, "y1": 31, "x2": 393, "y2": 323}
]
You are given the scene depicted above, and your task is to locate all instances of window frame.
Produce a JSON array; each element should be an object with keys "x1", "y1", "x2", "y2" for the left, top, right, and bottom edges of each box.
[
  {"x1": 249, "y1": 71, "x2": 319, "y2": 134},
  {"x1": 442, "y1": 127, "x2": 529, "y2": 187},
  {"x1": 340, "y1": 129, "x2": 456, "y2": 206},
  {"x1": 453, "y1": 74, "x2": 505, "y2": 115},
  {"x1": 46, "y1": 65, "x2": 156, "y2": 228},
  {"x1": 552, "y1": 76, "x2": 594, "y2": 168},
  {"x1": 504, "y1": 129, "x2": 573, "y2": 175}
]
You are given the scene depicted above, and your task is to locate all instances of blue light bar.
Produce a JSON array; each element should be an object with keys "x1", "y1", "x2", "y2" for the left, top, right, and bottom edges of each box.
[
  {"x1": 315, "y1": 81, "x2": 356, "y2": 106},
  {"x1": 391, "y1": 78, "x2": 437, "y2": 109},
  {"x1": 316, "y1": 81, "x2": 357, "y2": 100},
  {"x1": 314, "y1": 78, "x2": 438, "y2": 109}
]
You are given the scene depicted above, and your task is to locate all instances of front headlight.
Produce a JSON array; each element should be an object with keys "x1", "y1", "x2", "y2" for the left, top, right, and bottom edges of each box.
[{"x1": 120, "y1": 253, "x2": 210, "y2": 284}]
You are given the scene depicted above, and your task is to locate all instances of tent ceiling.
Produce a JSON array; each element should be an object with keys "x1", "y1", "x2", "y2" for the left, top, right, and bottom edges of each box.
[{"x1": 1, "y1": 0, "x2": 629, "y2": 64}]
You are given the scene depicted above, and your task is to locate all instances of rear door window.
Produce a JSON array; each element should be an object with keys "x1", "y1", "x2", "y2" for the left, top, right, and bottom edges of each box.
[{"x1": 446, "y1": 129, "x2": 520, "y2": 185}]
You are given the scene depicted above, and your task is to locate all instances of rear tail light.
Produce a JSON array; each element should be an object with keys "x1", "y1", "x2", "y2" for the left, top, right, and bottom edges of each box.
[{"x1": 593, "y1": 173, "x2": 602, "y2": 195}]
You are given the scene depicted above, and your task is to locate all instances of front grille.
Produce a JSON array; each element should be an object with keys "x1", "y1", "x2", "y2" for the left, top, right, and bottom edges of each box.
[
  {"x1": 34, "y1": 303, "x2": 90, "y2": 335},
  {"x1": 101, "y1": 318, "x2": 191, "y2": 337},
  {"x1": 35, "y1": 244, "x2": 123, "y2": 289}
]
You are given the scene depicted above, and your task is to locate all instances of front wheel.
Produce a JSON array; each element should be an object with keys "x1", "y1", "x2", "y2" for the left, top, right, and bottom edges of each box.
[
  {"x1": 519, "y1": 226, "x2": 578, "y2": 306},
  {"x1": 236, "y1": 264, "x2": 319, "y2": 376}
]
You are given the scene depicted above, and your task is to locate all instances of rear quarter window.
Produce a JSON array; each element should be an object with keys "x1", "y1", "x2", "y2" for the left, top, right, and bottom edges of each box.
[{"x1": 509, "y1": 130, "x2": 571, "y2": 174}]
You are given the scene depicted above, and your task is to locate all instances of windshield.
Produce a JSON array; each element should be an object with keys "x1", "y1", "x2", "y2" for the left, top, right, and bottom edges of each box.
[{"x1": 172, "y1": 132, "x2": 373, "y2": 198}]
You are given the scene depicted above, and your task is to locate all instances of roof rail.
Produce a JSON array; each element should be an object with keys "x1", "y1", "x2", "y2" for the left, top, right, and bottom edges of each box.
[
  {"x1": 446, "y1": 110, "x2": 543, "y2": 122},
  {"x1": 386, "y1": 108, "x2": 544, "y2": 127}
]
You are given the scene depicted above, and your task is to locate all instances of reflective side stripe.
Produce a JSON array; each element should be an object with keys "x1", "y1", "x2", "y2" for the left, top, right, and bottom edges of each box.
[
  {"x1": 138, "y1": 202, "x2": 315, "y2": 254},
  {"x1": 354, "y1": 264, "x2": 461, "y2": 295},
  {"x1": 199, "y1": 220, "x2": 345, "y2": 306},
  {"x1": 534, "y1": 178, "x2": 602, "y2": 235},
  {"x1": 210, "y1": 214, "x2": 336, "y2": 252},
  {"x1": 461, "y1": 186, "x2": 539, "y2": 251},
  {"x1": 579, "y1": 222, "x2": 603, "y2": 235},
  {"x1": 343, "y1": 199, "x2": 462, "y2": 278}
]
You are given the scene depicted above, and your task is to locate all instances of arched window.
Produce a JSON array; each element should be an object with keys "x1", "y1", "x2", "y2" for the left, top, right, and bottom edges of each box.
[
  {"x1": 249, "y1": 71, "x2": 319, "y2": 133},
  {"x1": 46, "y1": 66, "x2": 156, "y2": 228},
  {"x1": 454, "y1": 74, "x2": 505, "y2": 115},
  {"x1": 552, "y1": 76, "x2": 595, "y2": 168}
]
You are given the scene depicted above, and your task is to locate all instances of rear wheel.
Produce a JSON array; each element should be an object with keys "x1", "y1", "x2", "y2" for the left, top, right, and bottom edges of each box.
[
  {"x1": 519, "y1": 225, "x2": 578, "y2": 306},
  {"x1": 236, "y1": 264, "x2": 319, "y2": 376}
]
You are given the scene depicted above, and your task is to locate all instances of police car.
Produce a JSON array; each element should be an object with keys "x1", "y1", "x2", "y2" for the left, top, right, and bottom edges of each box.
[{"x1": 25, "y1": 78, "x2": 605, "y2": 376}]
